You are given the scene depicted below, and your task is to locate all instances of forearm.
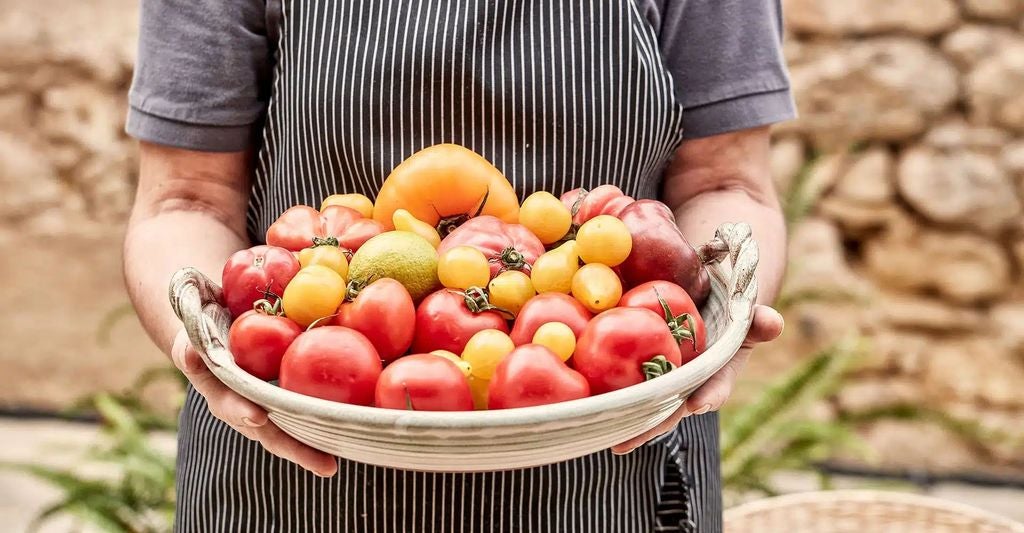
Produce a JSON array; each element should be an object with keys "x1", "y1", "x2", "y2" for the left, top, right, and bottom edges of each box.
[
  {"x1": 672, "y1": 189, "x2": 786, "y2": 305},
  {"x1": 124, "y1": 211, "x2": 248, "y2": 356}
]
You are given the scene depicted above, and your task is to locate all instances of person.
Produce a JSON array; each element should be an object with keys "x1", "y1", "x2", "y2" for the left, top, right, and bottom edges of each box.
[{"x1": 124, "y1": 0, "x2": 790, "y2": 531}]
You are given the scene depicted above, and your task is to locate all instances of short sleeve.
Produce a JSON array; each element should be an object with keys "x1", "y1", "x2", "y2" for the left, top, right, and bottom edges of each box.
[
  {"x1": 126, "y1": 0, "x2": 274, "y2": 152},
  {"x1": 644, "y1": 0, "x2": 797, "y2": 139}
]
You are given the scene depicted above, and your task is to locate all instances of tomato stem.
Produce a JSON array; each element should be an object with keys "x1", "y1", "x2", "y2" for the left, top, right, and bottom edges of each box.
[
  {"x1": 569, "y1": 188, "x2": 588, "y2": 217},
  {"x1": 311, "y1": 236, "x2": 340, "y2": 248},
  {"x1": 642, "y1": 355, "x2": 675, "y2": 381},
  {"x1": 253, "y1": 298, "x2": 283, "y2": 316},
  {"x1": 434, "y1": 189, "x2": 491, "y2": 237},
  {"x1": 403, "y1": 385, "x2": 416, "y2": 411},
  {"x1": 654, "y1": 288, "x2": 697, "y2": 349},
  {"x1": 489, "y1": 246, "x2": 531, "y2": 274},
  {"x1": 306, "y1": 313, "x2": 339, "y2": 330},
  {"x1": 459, "y1": 287, "x2": 516, "y2": 320}
]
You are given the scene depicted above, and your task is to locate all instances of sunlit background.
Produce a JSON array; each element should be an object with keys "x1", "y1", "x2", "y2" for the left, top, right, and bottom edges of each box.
[{"x1": 1, "y1": 0, "x2": 1022, "y2": 530}]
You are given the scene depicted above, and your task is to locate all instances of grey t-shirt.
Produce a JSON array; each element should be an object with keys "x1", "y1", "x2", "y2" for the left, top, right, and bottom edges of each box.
[{"x1": 127, "y1": 0, "x2": 795, "y2": 152}]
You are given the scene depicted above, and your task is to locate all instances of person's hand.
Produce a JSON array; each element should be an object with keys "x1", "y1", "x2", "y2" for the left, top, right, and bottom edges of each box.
[
  {"x1": 170, "y1": 328, "x2": 339, "y2": 477},
  {"x1": 611, "y1": 304, "x2": 784, "y2": 454}
]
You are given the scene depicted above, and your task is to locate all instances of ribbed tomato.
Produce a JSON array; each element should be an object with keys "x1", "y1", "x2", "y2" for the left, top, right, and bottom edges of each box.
[
  {"x1": 437, "y1": 216, "x2": 545, "y2": 278},
  {"x1": 266, "y1": 205, "x2": 384, "y2": 253}
]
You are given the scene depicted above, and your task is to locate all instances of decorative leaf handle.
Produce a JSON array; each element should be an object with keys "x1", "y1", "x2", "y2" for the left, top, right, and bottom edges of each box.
[
  {"x1": 169, "y1": 267, "x2": 233, "y2": 369},
  {"x1": 696, "y1": 222, "x2": 759, "y2": 319}
]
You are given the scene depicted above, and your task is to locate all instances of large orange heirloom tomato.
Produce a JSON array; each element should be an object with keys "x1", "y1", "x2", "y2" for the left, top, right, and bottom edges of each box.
[
  {"x1": 266, "y1": 205, "x2": 384, "y2": 253},
  {"x1": 373, "y1": 144, "x2": 520, "y2": 234}
]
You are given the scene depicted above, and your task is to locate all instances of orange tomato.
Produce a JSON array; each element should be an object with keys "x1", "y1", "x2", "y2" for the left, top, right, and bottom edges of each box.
[{"x1": 373, "y1": 144, "x2": 520, "y2": 232}]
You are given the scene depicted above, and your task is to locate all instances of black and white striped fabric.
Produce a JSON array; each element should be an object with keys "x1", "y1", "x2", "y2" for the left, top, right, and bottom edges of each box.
[{"x1": 178, "y1": 0, "x2": 721, "y2": 531}]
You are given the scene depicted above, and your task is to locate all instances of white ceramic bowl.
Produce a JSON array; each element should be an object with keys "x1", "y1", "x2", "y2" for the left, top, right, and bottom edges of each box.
[{"x1": 170, "y1": 222, "x2": 758, "y2": 473}]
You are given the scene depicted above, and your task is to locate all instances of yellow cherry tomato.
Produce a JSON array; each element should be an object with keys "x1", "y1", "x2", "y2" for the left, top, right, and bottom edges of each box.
[
  {"x1": 438, "y1": 246, "x2": 491, "y2": 290},
  {"x1": 575, "y1": 215, "x2": 633, "y2": 267},
  {"x1": 430, "y1": 350, "x2": 472, "y2": 378},
  {"x1": 461, "y1": 329, "x2": 515, "y2": 380},
  {"x1": 297, "y1": 244, "x2": 349, "y2": 279},
  {"x1": 282, "y1": 265, "x2": 346, "y2": 327},
  {"x1": 488, "y1": 271, "x2": 535, "y2": 316},
  {"x1": 467, "y1": 374, "x2": 490, "y2": 410},
  {"x1": 320, "y1": 193, "x2": 374, "y2": 218},
  {"x1": 530, "y1": 240, "x2": 579, "y2": 294},
  {"x1": 570, "y1": 263, "x2": 622, "y2": 313},
  {"x1": 519, "y1": 191, "x2": 573, "y2": 244},
  {"x1": 392, "y1": 209, "x2": 441, "y2": 249},
  {"x1": 531, "y1": 322, "x2": 576, "y2": 362}
]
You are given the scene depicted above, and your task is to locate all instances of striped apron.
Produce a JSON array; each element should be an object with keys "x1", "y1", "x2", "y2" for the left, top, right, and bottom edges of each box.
[{"x1": 176, "y1": 1, "x2": 722, "y2": 531}]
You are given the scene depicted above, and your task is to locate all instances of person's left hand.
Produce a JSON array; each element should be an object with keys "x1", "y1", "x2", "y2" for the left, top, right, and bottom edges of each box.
[{"x1": 611, "y1": 304, "x2": 784, "y2": 454}]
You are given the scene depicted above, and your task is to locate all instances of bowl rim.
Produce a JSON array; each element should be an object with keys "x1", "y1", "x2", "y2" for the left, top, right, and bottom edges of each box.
[{"x1": 172, "y1": 222, "x2": 759, "y2": 431}]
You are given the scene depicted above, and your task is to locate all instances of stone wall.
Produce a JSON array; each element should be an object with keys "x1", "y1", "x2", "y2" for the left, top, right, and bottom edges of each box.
[
  {"x1": 0, "y1": 0, "x2": 1021, "y2": 472},
  {"x1": 756, "y1": 0, "x2": 1024, "y2": 474}
]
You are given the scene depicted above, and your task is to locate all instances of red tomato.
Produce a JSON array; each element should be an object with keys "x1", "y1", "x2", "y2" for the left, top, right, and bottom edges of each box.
[
  {"x1": 411, "y1": 289, "x2": 509, "y2": 354},
  {"x1": 334, "y1": 278, "x2": 416, "y2": 362},
  {"x1": 437, "y1": 216, "x2": 545, "y2": 278},
  {"x1": 617, "y1": 200, "x2": 710, "y2": 307},
  {"x1": 509, "y1": 293, "x2": 592, "y2": 346},
  {"x1": 279, "y1": 326, "x2": 382, "y2": 405},
  {"x1": 221, "y1": 245, "x2": 300, "y2": 319},
  {"x1": 266, "y1": 205, "x2": 384, "y2": 252},
  {"x1": 375, "y1": 354, "x2": 474, "y2": 411},
  {"x1": 227, "y1": 308, "x2": 302, "y2": 381},
  {"x1": 559, "y1": 185, "x2": 635, "y2": 225},
  {"x1": 619, "y1": 280, "x2": 707, "y2": 365},
  {"x1": 573, "y1": 307, "x2": 682, "y2": 395},
  {"x1": 488, "y1": 344, "x2": 590, "y2": 409}
]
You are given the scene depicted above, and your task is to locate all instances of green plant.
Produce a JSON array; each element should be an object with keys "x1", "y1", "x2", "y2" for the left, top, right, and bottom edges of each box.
[{"x1": 721, "y1": 337, "x2": 870, "y2": 497}]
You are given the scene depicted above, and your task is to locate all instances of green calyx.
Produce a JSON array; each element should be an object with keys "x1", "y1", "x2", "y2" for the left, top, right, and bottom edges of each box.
[
  {"x1": 642, "y1": 355, "x2": 676, "y2": 381},
  {"x1": 489, "y1": 246, "x2": 531, "y2": 274},
  {"x1": 435, "y1": 189, "x2": 491, "y2": 237},
  {"x1": 459, "y1": 286, "x2": 515, "y2": 320},
  {"x1": 654, "y1": 287, "x2": 697, "y2": 350}
]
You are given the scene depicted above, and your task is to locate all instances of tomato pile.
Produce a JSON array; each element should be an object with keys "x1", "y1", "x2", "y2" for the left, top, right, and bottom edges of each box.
[{"x1": 220, "y1": 144, "x2": 711, "y2": 412}]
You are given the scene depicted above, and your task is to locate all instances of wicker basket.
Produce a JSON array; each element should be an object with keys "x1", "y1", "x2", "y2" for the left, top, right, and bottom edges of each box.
[
  {"x1": 170, "y1": 222, "x2": 758, "y2": 473},
  {"x1": 724, "y1": 490, "x2": 1024, "y2": 533}
]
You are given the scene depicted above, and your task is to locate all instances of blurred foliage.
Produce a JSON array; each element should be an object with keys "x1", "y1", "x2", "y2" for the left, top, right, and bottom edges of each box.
[{"x1": 3, "y1": 369, "x2": 181, "y2": 533}]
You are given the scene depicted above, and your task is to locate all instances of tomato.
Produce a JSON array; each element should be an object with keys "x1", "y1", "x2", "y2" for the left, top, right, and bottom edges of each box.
[
  {"x1": 461, "y1": 329, "x2": 515, "y2": 380},
  {"x1": 279, "y1": 326, "x2": 382, "y2": 405},
  {"x1": 487, "y1": 271, "x2": 535, "y2": 316},
  {"x1": 559, "y1": 185, "x2": 635, "y2": 225},
  {"x1": 509, "y1": 292, "x2": 592, "y2": 345},
  {"x1": 392, "y1": 209, "x2": 441, "y2": 248},
  {"x1": 321, "y1": 193, "x2": 374, "y2": 218},
  {"x1": 375, "y1": 354, "x2": 474, "y2": 411},
  {"x1": 438, "y1": 246, "x2": 491, "y2": 290},
  {"x1": 221, "y1": 245, "x2": 300, "y2": 319},
  {"x1": 573, "y1": 307, "x2": 682, "y2": 394},
  {"x1": 437, "y1": 216, "x2": 545, "y2": 278},
  {"x1": 571, "y1": 263, "x2": 623, "y2": 313},
  {"x1": 297, "y1": 241, "x2": 349, "y2": 278},
  {"x1": 227, "y1": 304, "x2": 302, "y2": 381},
  {"x1": 468, "y1": 374, "x2": 490, "y2": 410},
  {"x1": 531, "y1": 322, "x2": 576, "y2": 362},
  {"x1": 411, "y1": 288, "x2": 510, "y2": 354},
  {"x1": 519, "y1": 191, "x2": 573, "y2": 244},
  {"x1": 617, "y1": 200, "x2": 710, "y2": 307},
  {"x1": 333, "y1": 278, "x2": 415, "y2": 362},
  {"x1": 619, "y1": 280, "x2": 707, "y2": 365},
  {"x1": 575, "y1": 215, "x2": 632, "y2": 267},
  {"x1": 488, "y1": 344, "x2": 590, "y2": 409},
  {"x1": 373, "y1": 144, "x2": 520, "y2": 232},
  {"x1": 281, "y1": 265, "x2": 346, "y2": 327},
  {"x1": 430, "y1": 350, "x2": 472, "y2": 377},
  {"x1": 266, "y1": 205, "x2": 384, "y2": 253},
  {"x1": 530, "y1": 240, "x2": 579, "y2": 294}
]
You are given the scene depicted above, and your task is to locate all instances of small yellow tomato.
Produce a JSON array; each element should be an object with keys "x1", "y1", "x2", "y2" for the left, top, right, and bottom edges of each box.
[
  {"x1": 519, "y1": 191, "x2": 573, "y2": 244},
  {"x1": 575, "y1": 215, "x2": 633, "y2": 266},
  {"x1": 461, "y1": 329, "x2": 515, "y2": 380},
  {"x1": 282, "y1": 265, "x2": 346, "y2": 327},
  {"x1": 438, "y1": 246, "x2": 491, "y2": 290},
  {"x1": 321, "y1": 193, "x2": 374, "y2": 218},
  {"x1": 467, "y1": 374, "x2": 490, "y2": 410},
  {"x1": 430, "y1": 350, "x2": 472, "y2": 378},
  {"x1": 571, "y1": 263, "x2": 622, "y2": 313},
  {"x1": 392, "y1": 209, "x2": 441, "y2": 249},
  {"x1": 488, "y1": 271, "x2": 535, "y2": 316},
  {"x1": 297, "y1": 244, "x2": 349, "y2": 279},
  {"x1": 530, "y1": 240, "x2": 579, "y2": 294},
  {"x1": 531, "y1": 322, "x2": 576, "y2": 362}
]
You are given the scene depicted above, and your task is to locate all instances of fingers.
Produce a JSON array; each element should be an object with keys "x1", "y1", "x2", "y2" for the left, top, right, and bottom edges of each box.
[
  {"x1": 743, "y1": 305, "x2": 784, "y2": 348},
  {"x1": 611, "y1": 404, "x2": 691, "y2": 455},
  {"x1": 250, "y1": 423, "x2": 339, "y2": 477},
  {"x1": 684, "y1": 349, "x2": 748, "y2": 413}
]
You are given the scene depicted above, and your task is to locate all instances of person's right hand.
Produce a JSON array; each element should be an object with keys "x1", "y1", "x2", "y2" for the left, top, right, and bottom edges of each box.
[{"x1": 170, "y1": 328, "x2": 339, "y2": 477}]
